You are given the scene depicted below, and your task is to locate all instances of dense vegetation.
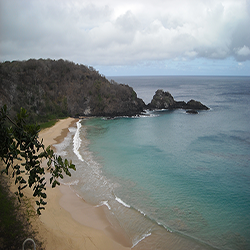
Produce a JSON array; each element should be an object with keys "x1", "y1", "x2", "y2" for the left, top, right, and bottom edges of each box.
[
  {"x1": 0, "y1": 105, "x2": 76, "y2": 248},
  {"x1": 0, "y1": 176, "x2": 43, "y2": 250},
  {"x1": 0, "y1": 105, "x2": 76, "y2": 215},
  {"x1": 0, "y1": 59, "x2": 145, "y2": 123}
]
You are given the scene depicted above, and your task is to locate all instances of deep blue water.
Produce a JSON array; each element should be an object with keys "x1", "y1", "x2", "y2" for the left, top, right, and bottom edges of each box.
[{"x1": 57, "y1": 76, "x2": 250, "y2": 250}]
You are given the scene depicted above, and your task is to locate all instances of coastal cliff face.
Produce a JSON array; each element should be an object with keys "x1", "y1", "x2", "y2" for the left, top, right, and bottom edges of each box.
[
  {"x1": 0, "y1": 59, "x2": 145, "y2": 121},
  {"x1": 0, "y1": 59, "x2": 209, "y2": 121}
]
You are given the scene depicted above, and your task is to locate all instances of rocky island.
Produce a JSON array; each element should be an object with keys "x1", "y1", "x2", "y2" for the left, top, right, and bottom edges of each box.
[
  {"x1": 0, "y1": 59, "x2": 209, "y2": 120},
  {"x1": 147, "y1": 89, "x2": 209, "y2": 113}
]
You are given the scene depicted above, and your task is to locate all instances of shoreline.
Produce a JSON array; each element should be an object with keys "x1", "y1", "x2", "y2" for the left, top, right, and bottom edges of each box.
[
  {"x1": 37, "y1": 118, "x2": 132, "y2": 249},
  {"x1": 5, "y1": 117, "x2": 216, "y2": 249}
]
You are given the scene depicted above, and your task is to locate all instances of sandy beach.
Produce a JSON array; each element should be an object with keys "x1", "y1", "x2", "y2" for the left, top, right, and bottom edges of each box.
[{"x1": 32, "y1": 118, "x2": 132, "y2": 250}]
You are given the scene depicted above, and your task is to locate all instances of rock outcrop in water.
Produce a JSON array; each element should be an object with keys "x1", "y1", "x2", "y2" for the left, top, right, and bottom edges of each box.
[
  {"x1": 0, "y1": 59, "x2": 209, "y2": 121},
  {"x1": 186, "y1": 109, "x2": 199, "y2": 114},
  {"x1": 147, "y1": 89, "x2": 209, "y2": 111},
  {"x1": 147, "y1": 89, "x2": 175, "y2": 109}
]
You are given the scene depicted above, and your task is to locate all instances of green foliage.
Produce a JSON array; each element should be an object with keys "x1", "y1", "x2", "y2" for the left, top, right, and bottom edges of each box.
[
  {"x1": 0, "y1": 105, "x2": 76, "y2": 215},
  {"x1": 0, "y1": 180, "x2": 43, "y2": 249},
  {"x1": 131, "y1": 90, "x2": 137, "y2": 100},
  {"x1": 0, "y1": 182, "x2": 23, "y2": 243},
  {"x1": 39, "y1": 119, "x2": 58, "y2": 130},
  {"x1": 0, "y1": 181, "x2": 25, "y2": 249},
  {"x1": 0, "y1": 59, "x2": 145, "y2": 118}
]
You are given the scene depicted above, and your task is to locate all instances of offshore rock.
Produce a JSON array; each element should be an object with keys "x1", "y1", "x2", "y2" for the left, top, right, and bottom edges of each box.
[
  {"x1": 147, "y1": 90, "x2": 175, "y2": 109},
  {"x1": 185, "y1": 99, "x2": 209, "y2": 110},
  {"x1": 186, "y1": 110, "x2": 199, "y2": 114},
  {"x1": 148, "y1": 89, "x2": 209, "y2": 111}
]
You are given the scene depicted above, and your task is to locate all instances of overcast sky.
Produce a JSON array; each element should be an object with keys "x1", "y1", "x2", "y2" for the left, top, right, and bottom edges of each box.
[{"x1": 1, "y1": 0, "x2": 250, "y2": 76}]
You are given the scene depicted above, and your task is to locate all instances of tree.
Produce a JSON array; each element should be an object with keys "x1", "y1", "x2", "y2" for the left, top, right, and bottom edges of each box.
[{"x1": 0, "y1": 105, "x2": 75, "y2": 214}]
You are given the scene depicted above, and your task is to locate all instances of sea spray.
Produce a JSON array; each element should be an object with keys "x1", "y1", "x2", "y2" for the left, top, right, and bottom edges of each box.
[
  {"x1": 53, "y1": 127, "x2": 74, "y2": 157},
  {"x1": 67, "y1": 120, "x2": 164, "y2": 247},
  {"x1": 53, "y1": 116, "x2": 219, "y2": 250},
  {"x1": 83, "y1": 75, "x2": 250, "y2": 250},
  {"x1": 96, "y1": 200, "x2": 112, "y2": 210},
  {"x1": 132, "y1": 232, "x2": 152, "y2": 248},
  {"x1": 115, "y1": 196, "x2": 131, "y2": 208},
  {"x1": 73, "y1": 120, "x2": 84, "y2": 162},
  {"x1": 61, "y1": 179, "x2": 79, "y2": 186},
  {"x1": 54, "y1": 77, "x2": 250, "y2": 250},
  {"x1": 57, "y1": 119, "x2": 211, "y2": 249}
]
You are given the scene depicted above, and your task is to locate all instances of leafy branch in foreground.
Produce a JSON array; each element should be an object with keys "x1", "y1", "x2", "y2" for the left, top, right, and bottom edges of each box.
[{"x1": 0, "y1": 105, "x2": 76, "y2": 215}]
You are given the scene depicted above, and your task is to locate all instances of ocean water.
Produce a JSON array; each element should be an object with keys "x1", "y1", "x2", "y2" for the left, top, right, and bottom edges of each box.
[{"x1": 55, "y1": 76, "x2": 250, "y2": 250}]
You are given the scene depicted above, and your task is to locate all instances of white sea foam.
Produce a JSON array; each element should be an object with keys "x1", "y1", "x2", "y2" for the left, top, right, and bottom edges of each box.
[
  {"x1": 138, "y1": 208, "x2": 147, "y2": 216},
  {"x1": 132, "y1": 232, "x2": 152, "y2": 248},
  {"x1": 157, "y1": 221, "x2": 173, "y2": 233},
  {"x1": 75, "y1": 192, "x2": 84, "y2": 200},
  {"x1": 73, "y1": 120, "x2": 84, "y2": 162},
  {"x1": 140, "y1": 113, "x2": 159, "y2": 118},
  {"x1": 139, "y1": 110, "x2": 160, "y2": 118},
  {"x1": 115, "y1": 196, "x2": 130, "y2": 208},
  {"x1": 68, "y1": 126, "x2": 77, "y2": 133},
  {"x1": 60, "y1": 179, "x2": 79, "y2": 186},
  {"x1": 96, "y1": 200, "x2": 111, "y2": 210},
  {"x1": 155, "y1": 109, "x2": 167, "y2": 111},
  {"x1": 53, "y1": 127, "x2": 73, "y2": 156}
]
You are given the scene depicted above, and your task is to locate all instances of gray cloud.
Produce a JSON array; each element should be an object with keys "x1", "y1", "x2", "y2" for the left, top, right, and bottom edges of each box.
[
  {"x1": 0, "y1": 0, "x2": 250, "y2": 66},
  {"x1": 236, "y1": 46, "x2": 250, "y2": 56}
]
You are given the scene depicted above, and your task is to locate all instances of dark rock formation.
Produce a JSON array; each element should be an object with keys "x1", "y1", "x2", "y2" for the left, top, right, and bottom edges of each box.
[
  {"x1": 185, "y1": 99, "x2": 209, "y2": 110},
  {"x1": 147, "y1": 89, "x2": 175, "y2": 109},
  {"x1": 0, "y1": 59, "x2": 145, "y2": 121},
  {"x1": 147, "y1": 89, "x2": 209, "y2": 111},
  {"x1": 0, "y1": 60, "x2": 209, "y2": 121},
  {"x1": 186, "y1": 110, "x2": 199, "y2": 114}
]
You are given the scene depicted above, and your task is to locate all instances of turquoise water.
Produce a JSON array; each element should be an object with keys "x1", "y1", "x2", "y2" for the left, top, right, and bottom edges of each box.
[{"x1": 58, "y1": 76, "x2": 250, "y2": 250}]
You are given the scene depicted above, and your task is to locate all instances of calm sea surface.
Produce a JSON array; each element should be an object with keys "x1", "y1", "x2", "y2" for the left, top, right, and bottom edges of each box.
[{"x1": 56, "y1": 76, "x2": 250, "y2": 250}]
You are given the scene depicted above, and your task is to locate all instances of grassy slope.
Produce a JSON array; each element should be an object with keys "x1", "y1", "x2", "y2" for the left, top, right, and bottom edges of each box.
[{"x1": 39, "y1": 119, "x2": 58, "y2": 130}]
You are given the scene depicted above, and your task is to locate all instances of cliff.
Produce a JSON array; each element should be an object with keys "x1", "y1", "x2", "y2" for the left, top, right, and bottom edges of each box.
[
  {"x1": 0, "y1": 59, "x2": 145, "y2": 122},
  {"x1": 0, "y1": 59, "x2": 209, "y2": 121}
]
